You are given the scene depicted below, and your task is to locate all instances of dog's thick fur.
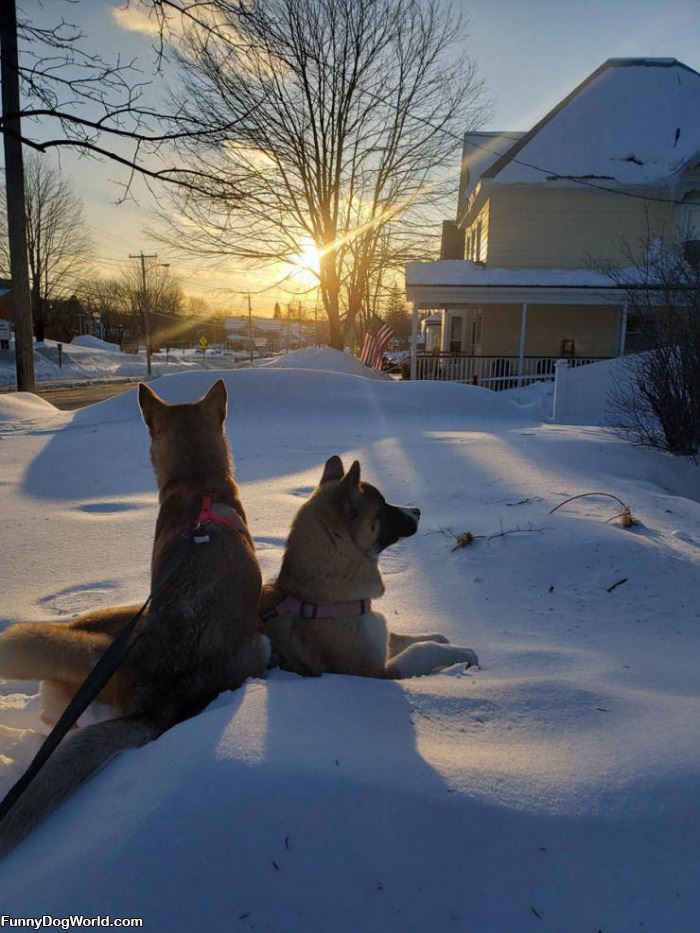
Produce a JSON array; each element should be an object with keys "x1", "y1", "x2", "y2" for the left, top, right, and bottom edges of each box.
[
  {"x1": 260, "y1": 456, "x2": 478, "y2": 678},
  {"x1": 0, "y1": 380, "x2": 269, "y2": 852}
]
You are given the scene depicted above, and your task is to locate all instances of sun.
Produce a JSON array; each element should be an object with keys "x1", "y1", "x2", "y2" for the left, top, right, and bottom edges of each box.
[{"x1": 289, "y1": 237, "x2": 321, "y2": 285}]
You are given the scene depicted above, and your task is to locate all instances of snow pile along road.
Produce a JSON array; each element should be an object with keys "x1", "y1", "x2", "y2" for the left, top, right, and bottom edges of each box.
[
  {"x1": 261, "y1": 345, "x2": 390, "y2": 379},
  {"x1": 0, "y1": 368, "x2": 699, "y2": 932}
]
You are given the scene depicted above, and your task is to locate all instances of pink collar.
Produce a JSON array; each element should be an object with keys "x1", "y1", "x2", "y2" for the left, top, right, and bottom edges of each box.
[{"x1": 261, "y1": 594, "x2": 372, "y2": 622}]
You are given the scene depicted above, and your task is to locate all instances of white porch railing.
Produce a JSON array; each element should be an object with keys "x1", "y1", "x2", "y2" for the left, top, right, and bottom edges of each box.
[{"x1": 414, "y1": 353, "x2": 604, "y2": 389}]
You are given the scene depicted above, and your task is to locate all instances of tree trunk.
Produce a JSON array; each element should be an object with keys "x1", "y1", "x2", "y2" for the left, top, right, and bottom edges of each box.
[
  {"x1": 0, "y1": 0, "x2": 36, "y2": 389},
  {"x1": 319, "y1": 250, "x2": 343, "y2": 349}
]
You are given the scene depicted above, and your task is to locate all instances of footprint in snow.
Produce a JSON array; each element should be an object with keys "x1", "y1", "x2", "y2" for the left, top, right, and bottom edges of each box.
[
  {"x1": 254, "y1": 535, "x2": 286, "y2": 551},
  {"x1": 39, "y1": 581, "x2": 120, "y2": 616},
  {"x1": 288, "y1": 485, "x2": 315, "y2": 499},
  {"x1": 671, "y1": 529, "x2": 700, "y2": 547},
  {"x1": 77, "y1": 501, "x2": 144, "y2": 515}
]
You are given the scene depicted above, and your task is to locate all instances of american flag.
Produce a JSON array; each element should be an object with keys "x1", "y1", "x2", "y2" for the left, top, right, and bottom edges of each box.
[{"x1": 359, "y1": 322, "x2": 394, "y2": 370}]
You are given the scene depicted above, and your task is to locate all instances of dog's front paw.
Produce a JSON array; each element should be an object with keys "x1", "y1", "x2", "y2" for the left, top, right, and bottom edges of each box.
[{"x1": 447, "y1": 647, "x2": 478, "y2": 668}]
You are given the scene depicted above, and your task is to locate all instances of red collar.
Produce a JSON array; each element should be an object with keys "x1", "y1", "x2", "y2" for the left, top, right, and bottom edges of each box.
[{"x1": 191, "y1": 492, "x2": 251, "y2": 544}]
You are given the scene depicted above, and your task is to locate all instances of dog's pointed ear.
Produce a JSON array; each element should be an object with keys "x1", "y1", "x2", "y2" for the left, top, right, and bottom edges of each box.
[
  {"x1": 320, "y1": 455, "x2": 344, "y2": 485},
  {"x1": 339, "y1": 459, "x2": 361, "y2": 492},
  {"x1": 201, "y1": 379, "x2": 227, "y2": 424},
  {"x1": 138, "y1": 383, "x2": 166, "y2": 433}
]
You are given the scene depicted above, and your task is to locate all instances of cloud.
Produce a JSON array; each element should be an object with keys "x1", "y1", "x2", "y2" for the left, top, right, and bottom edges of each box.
[{"x1": 111, "y1": 4, "x2": 161, "y2": 37}]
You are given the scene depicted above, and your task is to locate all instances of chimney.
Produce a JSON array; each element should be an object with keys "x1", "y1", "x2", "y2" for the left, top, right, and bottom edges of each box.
[{"x1": 440, "y1": 221, "x2": 465, "y2": 260}]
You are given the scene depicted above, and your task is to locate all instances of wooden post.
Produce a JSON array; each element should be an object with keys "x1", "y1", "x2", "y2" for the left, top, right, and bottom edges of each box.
[{"x1": 1, "y1": 0, "x2": 35, "y2": 391}]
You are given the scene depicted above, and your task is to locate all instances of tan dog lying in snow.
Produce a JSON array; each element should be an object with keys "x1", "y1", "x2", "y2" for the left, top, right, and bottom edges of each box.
[{"x1": 260, "y1": 455, "x2": 478, "y2": 678}]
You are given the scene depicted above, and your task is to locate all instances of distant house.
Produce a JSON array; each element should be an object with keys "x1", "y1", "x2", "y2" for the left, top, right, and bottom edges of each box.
[
  {"x1": 225, "y1": 315, "x2": 316, "y2": 353},
  {"x1": 405, "y1": 58, "x2": 700, "y2": 385}
]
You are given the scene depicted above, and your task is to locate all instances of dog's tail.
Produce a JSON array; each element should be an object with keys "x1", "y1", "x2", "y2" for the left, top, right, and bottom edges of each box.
[
  {"x1": 0, "y1": 621, "x2": 110, "y2": 683},
  {"x1": 0, "y1": 716, "x2": 160, "y2": 857}
]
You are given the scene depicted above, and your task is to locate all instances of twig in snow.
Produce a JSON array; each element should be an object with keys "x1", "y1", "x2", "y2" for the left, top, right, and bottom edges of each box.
[
  {"x1": 550, "y1": 492, "x2": 638, "y2": 527},
  {"x1": 451, "y1": 531, "x2": 477, "y2": 551},
  {"x1": 450, "y1": 524, "x2": 543, "y2": 551},
  {"x1": 606, "y1": 577, "x2": 628, "y2": 593},
  {"x1": 486, "y1": 524, "x2": 544, "y2": 541}
]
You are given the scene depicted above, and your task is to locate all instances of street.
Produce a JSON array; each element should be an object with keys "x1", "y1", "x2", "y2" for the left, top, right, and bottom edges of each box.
[{"x1": 34, "y1": 380, "x2": 142, "y2": 411}]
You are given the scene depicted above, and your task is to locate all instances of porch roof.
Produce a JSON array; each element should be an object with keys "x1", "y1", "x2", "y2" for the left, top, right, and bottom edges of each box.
[{"x1": 405, "y1": 260, "x2": 628, "y2": 307}]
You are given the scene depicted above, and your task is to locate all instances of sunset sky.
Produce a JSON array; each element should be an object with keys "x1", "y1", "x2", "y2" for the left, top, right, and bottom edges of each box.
[{"x1": 22, "y1": 0, "x2": 700, "y2": 317}]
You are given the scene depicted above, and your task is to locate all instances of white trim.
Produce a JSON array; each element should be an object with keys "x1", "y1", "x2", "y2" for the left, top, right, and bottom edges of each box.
[
  {"x1": 618, "y1": 301, "x2": 628, "y2": 356},
  {"x1": 410, "y1": 300, "x2": 418, "y2": 380},
  {"x1": 406, "y1": 284, "x2": 625, "y2": 307},
  {"x1": 518, "y1": 303, "x2": 528, "y2": 376}
]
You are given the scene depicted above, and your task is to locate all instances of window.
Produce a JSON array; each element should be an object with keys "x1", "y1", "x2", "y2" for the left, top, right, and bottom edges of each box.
[
  {"x1": 475, "y1": 221, "x2": 483, "y2": 262},
  {"x1": 471, "y1": 310, "x2": 482, "y2": 347},
  {"x1": 449, "y1": 315, "x2": 463, "y2": 352}
]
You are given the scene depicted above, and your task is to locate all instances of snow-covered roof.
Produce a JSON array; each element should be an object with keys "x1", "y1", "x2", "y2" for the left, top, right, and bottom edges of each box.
[
  {"x1": 457, "y1": 132, "x2": 524, "y2": 216},
  {"x1": 483, "y1": 58, "x2": 700, "y2": 187},
  {"x1": 406, "y1": 260, "x2": 628, "y2": 289}
]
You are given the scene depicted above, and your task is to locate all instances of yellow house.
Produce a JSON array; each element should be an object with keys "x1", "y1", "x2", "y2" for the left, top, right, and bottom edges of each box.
[{"x1": 405, "y1": 58, "x2": 700, "y2": 385}]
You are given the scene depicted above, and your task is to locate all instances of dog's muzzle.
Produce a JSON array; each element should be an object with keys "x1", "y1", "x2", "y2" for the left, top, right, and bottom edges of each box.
[{"x1": 377, "y1": 504, "x2": 420, "y2": 551}]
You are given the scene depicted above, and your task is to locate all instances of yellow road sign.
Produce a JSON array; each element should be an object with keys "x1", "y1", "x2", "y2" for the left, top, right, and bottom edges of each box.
[{"x1": 199, "y1": 335, "x2": 208, "y2": 349}]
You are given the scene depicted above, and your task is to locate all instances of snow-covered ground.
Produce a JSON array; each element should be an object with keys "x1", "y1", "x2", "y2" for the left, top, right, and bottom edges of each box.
[
  {"x1": 0, "y1": 338, "x2": 247, "y2": 389},
  {"x1": 0, "y1": 365, "x2": 699, "y2": 931}
]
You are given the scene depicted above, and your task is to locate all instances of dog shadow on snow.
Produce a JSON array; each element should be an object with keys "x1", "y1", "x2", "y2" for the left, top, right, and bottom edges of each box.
[{"x1": 2, "y1": 670, "x2": 452, "y2": 897}]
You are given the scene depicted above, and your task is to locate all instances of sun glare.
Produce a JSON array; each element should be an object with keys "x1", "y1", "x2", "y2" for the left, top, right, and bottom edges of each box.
[{"x1": 290, "y1": 237, "x2": 321, "y2": 285}]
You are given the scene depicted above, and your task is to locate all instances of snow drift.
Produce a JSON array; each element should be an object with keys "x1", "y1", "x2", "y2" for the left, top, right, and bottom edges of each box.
[{"x1": 0, "y1": 367, "x2": 699, "y2": 931}]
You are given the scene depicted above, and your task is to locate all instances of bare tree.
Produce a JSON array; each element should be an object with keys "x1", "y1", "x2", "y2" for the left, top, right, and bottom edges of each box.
[
  {"x1": 0, "y1": 0, "x2": 240, "y2": 387},
  {"x1": 607, "y1": 242, "x2": 700, "y2": 457},
  {"x1": 153, "y1": 0, "x2": 488, "y2": 348},
  {"x1": 1, "y1": 154, "x2": 92, "y2": 341}
]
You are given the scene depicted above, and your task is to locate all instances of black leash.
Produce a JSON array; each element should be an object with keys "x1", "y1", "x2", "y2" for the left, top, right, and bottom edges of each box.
[{"x1": 0, "y1": 533, "x2": 194, "y2": 824}]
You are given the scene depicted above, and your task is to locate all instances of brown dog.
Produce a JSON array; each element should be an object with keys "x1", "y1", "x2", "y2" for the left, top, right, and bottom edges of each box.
[
  {"x1": 0, "y1": 380, "x2": 269, "y2": 852},
  {"x1": 260, "y1": 456, "x2": 478, "y2": 678}
]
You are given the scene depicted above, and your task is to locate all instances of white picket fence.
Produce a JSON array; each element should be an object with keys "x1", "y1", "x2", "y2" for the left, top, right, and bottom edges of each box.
[{"x1": 414, "y1": 354, "x2": 603, "y2": 390}]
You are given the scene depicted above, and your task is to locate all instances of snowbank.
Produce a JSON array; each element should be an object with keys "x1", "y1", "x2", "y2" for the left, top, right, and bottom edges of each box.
[
  {"x1": 553, "y1": 355, "x2": 637, "y2": 424},
  {"x1": 262, "y1": 345, "x2": 390, "y2": 380},
  {"x1": 0, "y1": 391, "x2": 60, "y2": 424},
  {"x1": 1, "y1": 366, "x2": 699, "y2": 931},
  {"x1": 71, "y1": 334, "x2": 120, "y2": 353}
]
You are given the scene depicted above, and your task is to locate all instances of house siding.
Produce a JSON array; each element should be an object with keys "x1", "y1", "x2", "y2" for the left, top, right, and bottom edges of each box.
[
  {"x1": 484, "y1": 187, "x2": 677, "y2": 268},
  {"x1": 447, "y1": 303, "x2": 620, "y2": 358}
]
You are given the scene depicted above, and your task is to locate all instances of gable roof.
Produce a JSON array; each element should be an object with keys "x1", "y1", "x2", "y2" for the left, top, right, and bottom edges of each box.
[
  {"x1": 457, "y1": 131, "x2": 524, "y2": 218},
  {"x1": 482, "y1": 58, "x2": 700, "y2": 188}
]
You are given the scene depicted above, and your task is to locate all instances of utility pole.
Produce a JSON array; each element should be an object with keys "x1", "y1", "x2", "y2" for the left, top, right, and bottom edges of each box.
[
  {"x1": 247, "y1": 292, "x2": 254, "y2": 366},
  {"x1": 1, "y1": 0, "x2": 35, "y2": 391},
  {"x1": 129, "y1": 252, "x2": 157, "y2": 376}
]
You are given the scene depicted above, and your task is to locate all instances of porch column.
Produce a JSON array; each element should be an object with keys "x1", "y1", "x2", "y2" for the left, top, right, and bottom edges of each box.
[
  {"x1": 618, "y1": 300, "x2": 628, "y2": 356},
  {"x1": 518, "y1": 303, "x2": 528, "y2": 376},
  {"x1": 410, "y1": 300, "x2": 418, "y2": 380}
]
